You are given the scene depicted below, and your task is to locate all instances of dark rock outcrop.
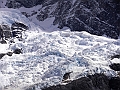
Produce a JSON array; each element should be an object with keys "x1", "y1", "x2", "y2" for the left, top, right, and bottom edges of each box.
[
  {"x1": 87, "y1": 74, "x2": 110, "y2": 90},
  {"x1": 0, "y1": 25, "x2": 4, "y2": 39},
  {"x1": 5, "y1": 0, "x2": 45, "y2": 8},
  {"x1": 38, "y1": 0, "x2": 120, "y2": 39},
  {"x1": 5, "y1": 0, "x2": 22, "y2": 8},
  {"x1": 26, "y1": 73, "x2": 120, "y2": 90},
  {"x1": 109, "y1": 77, "x2": 120, "y2": 90},
  {"x1": 6, "y1": 52, "x2": 13, "y2": 56},
  {"x1": 0, "y1": 39, "x2": 7, "y2": 44},
  {"x1": 0, "y1": 24, "x2": 12, "y2": 40},
  {"x1": 109, "y1": 63, "x2": 120, "y2": 71},
  {"x1": 0, "y1": 22, "x2": 29, "y2": 43},
  {"x1": 11, "y1": 22, "x2": 29, "y2": 41},
  {"x1": 0, "y1": 53, "x2": 6, "y2": 59},
  {"x1": 13, "y1": 48, "x2": 22, "y2": 54},
  {"x1": 0, "y1": 49, "x2": 22, "y2": 59},
  {"x1": 11, "y1": 22, "x2": 29, "y2": 31},
  {"x1": 111, "y1": 54, "x2": 120, "y2": 60},
  {"x1": 62, "y1": 72, "x2": 73, "y2": 81},
  {"x1": 42, "y1": 73, "x2": 110, "y2": 90},
  {"x1": 2, "y1": 24, "x2": 12, "y2": 40}
]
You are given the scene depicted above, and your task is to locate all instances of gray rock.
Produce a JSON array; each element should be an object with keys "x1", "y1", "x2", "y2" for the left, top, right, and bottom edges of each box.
[
  {"x1": 0, "y1": 24, "x2": 12, "y2": 41},
  {"x1": 109, "y1": 63, "x2": 120, "y2": 71},
  {"x1": 6, "y1": 0, "x2": 45, "y2": 8},
  {"x1": 37, "y1": 0, "x2": 120, "y2": 39},
  {"x1": 42, "y1": 73, "x2": 110, "y2": 90}
]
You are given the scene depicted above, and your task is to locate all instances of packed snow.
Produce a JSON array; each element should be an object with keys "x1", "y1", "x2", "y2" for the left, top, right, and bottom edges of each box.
[
  {"x1": 0, "y1": 30, "x2": 120, "y2": 90},
  {"x1": 0, "y1": 9, "x2": 120, "y2": 90}
]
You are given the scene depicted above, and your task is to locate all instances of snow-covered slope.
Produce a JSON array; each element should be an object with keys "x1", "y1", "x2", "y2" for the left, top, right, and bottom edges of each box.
[
  {"x1": 0, "y1": 29, "x2": 120, "y2": 90},
  {"x1": 0, "y1": 8, "x2": 41, "y2": 32},
  {"x1": 1, "y1": 0, "x2": 120, "y2": 39},
  {"x1": 0, "y1": 6, "x2": 120, "y2": 90}
]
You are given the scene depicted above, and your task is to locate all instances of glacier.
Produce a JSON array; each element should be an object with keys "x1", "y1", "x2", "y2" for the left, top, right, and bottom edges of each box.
[{"x1": 0, "y1": 9, "x2": 120, "y2": 90}]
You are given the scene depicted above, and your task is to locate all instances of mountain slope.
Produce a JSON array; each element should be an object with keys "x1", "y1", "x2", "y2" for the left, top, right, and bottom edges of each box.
[
  {"x1": 0, "y1": 1, "x2": 120, "y2": 90},
  {"x1": 0, "y1": 10, "x2": 120, "y2": 89},
  {"x1": 0, "y1": 8, "x2": 40, "y2": 31},
  {"x1": 1, "y1": 0, "x2": 120, "y2": 38}
]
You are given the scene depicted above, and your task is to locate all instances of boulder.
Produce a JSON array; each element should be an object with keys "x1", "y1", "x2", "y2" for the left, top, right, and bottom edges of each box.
[
  {"x1": 109, "y1": 63, "x2": 120, "y2": 71},
  {"x1": 62, "y1": 71, "x2": 73, "y2": 81},
  {"x1": 13, "y1": 48, "x2": 22, "y2": 54},
  {"x1": 6, "y1": 52, "x2": 13, "y2": 56}
]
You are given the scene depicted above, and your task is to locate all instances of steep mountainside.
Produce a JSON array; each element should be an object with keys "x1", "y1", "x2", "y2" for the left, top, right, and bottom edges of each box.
[
  {"x1": 1, "y1": 0, "x2": 120, "y2": 39},
  {"x1": 0, "y1": 4, "x2": 120, "y2": 90}
]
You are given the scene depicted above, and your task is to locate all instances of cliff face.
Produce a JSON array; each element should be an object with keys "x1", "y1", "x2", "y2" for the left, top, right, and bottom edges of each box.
[
  {"x1": 4, "y1": 0, "x2": 120, "y2": 39},
  {"x1": 27, "y1": 73, "x2": 120, "y2": 90}
]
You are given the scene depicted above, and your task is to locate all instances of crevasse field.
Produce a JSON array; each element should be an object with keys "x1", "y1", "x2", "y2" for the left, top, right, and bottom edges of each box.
[{"x1": 0, "y1": 9, "x2": 120, "y2": 90}]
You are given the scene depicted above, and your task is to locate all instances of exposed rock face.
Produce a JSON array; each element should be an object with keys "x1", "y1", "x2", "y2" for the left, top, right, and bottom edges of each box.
[
  {"x1": 0, "y1": 22, "x2": 29, "y2": 43},
  {"x1": 13, "y1": 48, "x2": 22, "y2": 54},
  {"x1": 41, "y1": 73, "x2": 110, "y2": 90},
  {"x1": 0, "y1": 24, "x2": 12, "y2": 40},
  {"x1": 5, "y1": 0, "x2": 44, "y2": 8},
  {"x1": 11, "y1": 22, "x2": 29, "y2": 31},
  {"x1": 0, "y1": 53, "x2": 6, "y2": 59},
  {"x1": 5, "y1": 0, "x2": 22, "y2": 8},
  {"x1": 0, "y1": 52, "x2": 13, "y2": 59},
  {"x1": 43, "y1": 0, "x2": 120, "y2": 39},
  {"x1": 0, "y1": 25, "x2": 4, "y2": 39},
  {"x1": 41, "y1": 73, "x2": 120, "y2": 90},
  {"x1": 109, "y1": 77, "x2": 120, "y2": 90},
  {"x1": 62, "y1": 72, "x2": 73, "y2": 81},
  {"x1": 0, "y1": 48, "x2": 22, "y2": 59},
  {"x1": 3, "y1": 0, "x2": 120, "y2": 39},
  {"x1": 111, "y1": 54, "x2": 120, "y2": 60},
  {"x1": 87, "y1": 74, "x2": 110, "y2": 90},
  {"x1": 11, "y1": 22, "x2": 29, "y2": 40},
  {"x1": 109, "y1": 63, "x2": 120, "y2": 71},
  {"x1": 6, "y1": 52, "x2": 13, "y2": 56}
]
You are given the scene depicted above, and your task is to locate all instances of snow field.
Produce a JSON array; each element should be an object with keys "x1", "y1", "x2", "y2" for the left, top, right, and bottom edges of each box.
[
  {"x1": 0, "y1": 30, "x2": 119, "y2": 89},
  {"x1": 0, "y1": 9, "x2": 119, "y2": 90}
]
